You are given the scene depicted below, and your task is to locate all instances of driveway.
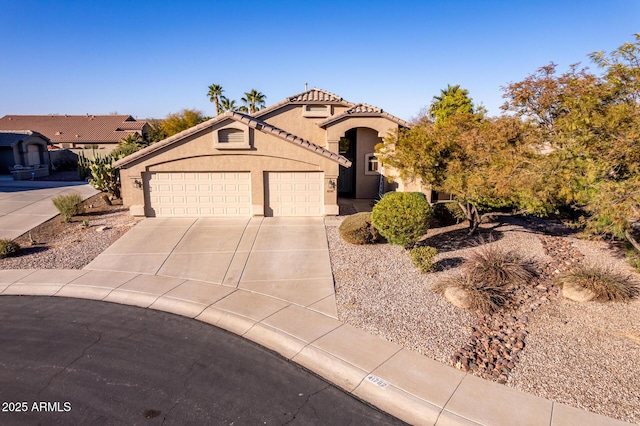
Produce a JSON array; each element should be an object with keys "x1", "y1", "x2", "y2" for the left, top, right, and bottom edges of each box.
[
  {"x1": 0, "y1": 180, "x2": 98, "y2": 240},
  {"x1": 84, "y1": 217, "x2": 337, "y2": 316}
]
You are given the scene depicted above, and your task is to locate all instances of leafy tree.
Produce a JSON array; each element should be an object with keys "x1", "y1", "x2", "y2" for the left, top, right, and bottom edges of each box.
[
  {"x1": 241, "y1": 89, "x2": 267, "y2": 114},
  {"x1": 146, "y1": 118, "x2": 167, "y2": 143},
  {"x1": 502, "y1": 34, "x2": 640, "y2": 251},
  {"x1": 377, "y1": 113, "x2": 544, "y2": 234},
  {"x1": 429, "y1": 84, "x2": 485, "y2": 124},
  {"x1": 161, "y1": 109, "x2": 206, "y2": 137},
  {"x1": 207, "y1": 83, "x2": 224, "y2": 115}
]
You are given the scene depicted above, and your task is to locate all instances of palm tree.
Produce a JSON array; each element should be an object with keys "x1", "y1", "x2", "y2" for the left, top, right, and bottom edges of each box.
[
  {"x1": 429, "y1": 84, "x2": 475, "y2": 123},
  {"x1": 207, "y1": 84, "x2": 224, "y2": 116},
  {"x1": 241, "y1": 89, "x2": 267, "y2": 114},
  {"x1": 220, "y1": 96, "x2": 240, "y2": 112}
]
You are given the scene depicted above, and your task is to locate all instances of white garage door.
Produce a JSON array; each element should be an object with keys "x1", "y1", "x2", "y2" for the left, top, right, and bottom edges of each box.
[
  {"x1": 146, "y1": 172, "x2": 251, "y2": 217},
  {"x1": 266, "y1": 172, "x2": 324, "y2": 216}
]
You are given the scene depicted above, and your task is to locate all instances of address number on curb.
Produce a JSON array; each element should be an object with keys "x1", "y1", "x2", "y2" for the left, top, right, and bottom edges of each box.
[{"x1": 366, "y1": 374, "x2": 389, "y2": 388}]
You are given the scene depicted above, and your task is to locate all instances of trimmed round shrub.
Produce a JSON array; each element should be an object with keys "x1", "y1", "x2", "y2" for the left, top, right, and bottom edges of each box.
[
  {"x1": 338, "y1": 212, "x2": 383, "y2": 245},
  {"x1": 410, "y1": 246, "x2": 439, "y2": 273},
  {"x1": 0, "y1": 239, "x2": 20, "y2": 258},
  {"x1": 371, "y1": 192, "x2": 433, "y2": 247}
]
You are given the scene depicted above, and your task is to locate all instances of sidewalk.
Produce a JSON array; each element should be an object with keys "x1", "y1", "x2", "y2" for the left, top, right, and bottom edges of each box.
[
  {"x1": 0, "y1": 180, "x2": 98, "y2": 240},
  {"x1": 0, "y1": 268, "x2": 630, "y2": 426}
]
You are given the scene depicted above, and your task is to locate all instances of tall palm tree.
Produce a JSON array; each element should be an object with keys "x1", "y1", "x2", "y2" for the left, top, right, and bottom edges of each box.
[
  {"x1": 220, "y1": 96, "x2": 240, "y2": 112},
  {"x1": 207, "y1": 84, "x2": 224, "y2": 116},
  {"x1": 241, "y1": 89, "x2": 267, "y2": 114},
  {"x1": 429, "y1": 84, "x2": 475, "y2": 123}
]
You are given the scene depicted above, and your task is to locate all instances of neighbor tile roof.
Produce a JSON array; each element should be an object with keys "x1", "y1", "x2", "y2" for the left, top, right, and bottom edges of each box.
[
  {"x1": 0, "y1": 130, "x2": 50, "y2": 147},
  {"x1": 0, "y1": 115, "x2": 147, "y2": 144},
  {"x1": 114, "y1": 111, "x2": 352, "y2": 169},
  {"x1": 317, "y1": 103, "x2": 412, "y2": 128}
]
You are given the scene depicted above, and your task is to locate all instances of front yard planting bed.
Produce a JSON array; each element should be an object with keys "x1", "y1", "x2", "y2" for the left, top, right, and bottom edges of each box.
[{"x1": 327, "y1": 215, "x2": 640, "y2": 424}]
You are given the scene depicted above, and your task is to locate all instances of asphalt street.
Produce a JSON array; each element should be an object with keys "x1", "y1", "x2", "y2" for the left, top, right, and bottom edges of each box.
[{"x1": 0, "y1": 296, "x2": 404, "y2": 425}]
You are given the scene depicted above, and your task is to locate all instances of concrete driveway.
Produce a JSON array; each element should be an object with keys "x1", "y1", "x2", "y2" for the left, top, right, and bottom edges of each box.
[
  {"x1": 0, "y1": 180, "x2": 98, "y2": 240},
  {"x1": 84, "y1": 217, "x2": 337, "y2": 316}
]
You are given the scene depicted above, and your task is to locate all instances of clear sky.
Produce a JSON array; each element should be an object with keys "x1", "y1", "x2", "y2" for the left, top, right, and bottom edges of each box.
[{"x1": 1, "y1": 0, "x2": 638, "y2": 121}]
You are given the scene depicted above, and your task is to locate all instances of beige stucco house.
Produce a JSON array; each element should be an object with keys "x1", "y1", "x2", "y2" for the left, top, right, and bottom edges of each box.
[
  {"x1": 115, "y1": 88, "x2": 421, "y2": 217},
  {"x1": 0, "y1": 131, "x2": 51, "y2": 179}
]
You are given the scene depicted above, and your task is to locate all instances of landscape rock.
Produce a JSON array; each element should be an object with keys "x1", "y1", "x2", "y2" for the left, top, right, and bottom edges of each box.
[{"x1": 562, "y1": 281, "x2": 597, "y2": 302}]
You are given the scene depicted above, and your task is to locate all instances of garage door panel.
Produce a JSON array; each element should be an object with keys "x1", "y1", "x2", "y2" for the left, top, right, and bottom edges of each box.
[
  {"x1": 147, "y1": 172, "x2": 251, "y2": 217},
  {"x1": 266, "y1": 172, "x2": 324, "y2": 217}
]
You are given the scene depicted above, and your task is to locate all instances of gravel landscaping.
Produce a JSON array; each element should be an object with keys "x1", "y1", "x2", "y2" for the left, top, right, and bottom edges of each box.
[
  {"x1": 0, "y1": 193, "x2": 137, "y2": 269},
  {"x1": 327, "y1": 215, "x2": 640, "y2": 424}
]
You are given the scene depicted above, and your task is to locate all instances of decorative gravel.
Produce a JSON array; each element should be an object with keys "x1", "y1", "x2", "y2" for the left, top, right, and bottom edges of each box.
[
  {"x1": 0, "y1": 196, "x2": 137, "y2": 270},
  {"x1": 327, "y1": 215, "x2": 640, "y2": 424}
]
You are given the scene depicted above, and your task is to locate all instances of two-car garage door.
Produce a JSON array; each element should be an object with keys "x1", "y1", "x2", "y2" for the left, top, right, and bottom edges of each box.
[
  {"x1": 146, "y1": 171, "x2": 323, "y2": 217},
  {"x1": 146, "y1": 172, "x2": 252, "y2": 217}
]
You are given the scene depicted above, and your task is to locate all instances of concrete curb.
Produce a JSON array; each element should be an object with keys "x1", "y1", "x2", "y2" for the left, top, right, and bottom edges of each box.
[{"x1": 0, "y1": 269, "x2": 632, "y2": 426}]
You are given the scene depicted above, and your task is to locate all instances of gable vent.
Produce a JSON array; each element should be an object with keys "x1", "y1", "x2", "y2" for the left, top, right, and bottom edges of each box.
[{"x1": 218, "y1": 128, "x2": 245, "y2": 143}]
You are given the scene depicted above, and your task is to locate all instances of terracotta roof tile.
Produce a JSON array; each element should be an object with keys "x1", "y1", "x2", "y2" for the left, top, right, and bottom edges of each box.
[
  {"x1": 0, "y1": 115, "x2": 147, "y2": 144},
  {"x1": 317, "y1": 103, "x2": 411, "y2": 128},
  {"x1": 253, "y1": 88, "x2": 354, "y2": 118},
  {"x1": 288, "y1": 88, "x2": 345, "y2": 103}
]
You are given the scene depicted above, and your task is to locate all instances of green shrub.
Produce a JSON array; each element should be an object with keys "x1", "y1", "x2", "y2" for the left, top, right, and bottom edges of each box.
[
  {"x1": 464, "y1": 244, "x2": 537, "y2": 287},
  {"x1": 556, "y1": 265, "x2": 639, "y2": 302},
  {"x1": 411, "y1": 246, "x2": 439, "y2": 272},
  {"x1": 0, "y1": 239, "x2": 20, "y2": 258},
  {"x1": 338, "y1": 212, "x2": 383, "y2": 245},
  {"x1": 52, "y1": 192, "x2": 85, "y2": 222},
  {"x1": 371, "y1": 192, "x2": 433, "y2": 248}
]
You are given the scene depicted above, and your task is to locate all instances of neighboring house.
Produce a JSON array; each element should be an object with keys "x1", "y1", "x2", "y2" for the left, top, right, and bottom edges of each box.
[
  {"x1": 0, "y1": 131, "x2": 51, "y2": 178},
  {"x1": 115, "y1": 88, "x2": 423, "y2": 218},
  {"x1": 0, "y1": 114, "x2": 148, "y2": 149}
]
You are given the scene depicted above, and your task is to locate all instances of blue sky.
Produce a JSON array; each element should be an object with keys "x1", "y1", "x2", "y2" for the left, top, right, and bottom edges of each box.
[{"x1": 1, "y1": 0, "x2": 638, "y2": 121}]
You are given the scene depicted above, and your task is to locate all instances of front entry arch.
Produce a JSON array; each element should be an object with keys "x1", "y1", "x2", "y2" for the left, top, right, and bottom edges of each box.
[{"x1": 337, "y1": 127, "x2": 382, "y2": 199}]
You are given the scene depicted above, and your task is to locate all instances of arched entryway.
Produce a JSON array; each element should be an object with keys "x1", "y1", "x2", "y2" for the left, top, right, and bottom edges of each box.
[{"x1": 337, "y1": 127, "x2": 382, "y2": 199}]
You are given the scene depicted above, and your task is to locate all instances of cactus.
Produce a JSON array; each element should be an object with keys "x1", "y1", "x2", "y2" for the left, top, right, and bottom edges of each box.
[{"x1": 89, "y1": 154, "x2": 121, "y2": 199}]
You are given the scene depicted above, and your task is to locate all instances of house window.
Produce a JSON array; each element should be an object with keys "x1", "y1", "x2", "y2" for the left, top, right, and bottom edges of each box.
[
  {"x1": 302, "y1": 104, "x2": 331, "y2": 118},
  {"x1": 365, "y1": 153, "x2": 380, "y2": 175},
  {"x1": 214, "y1": 126, "x2": 250, "y2": 149}
]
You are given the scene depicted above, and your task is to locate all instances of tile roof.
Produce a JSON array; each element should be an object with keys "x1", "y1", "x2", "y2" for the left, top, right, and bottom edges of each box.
[
  {"x1": 114, "y1": 111, "x2": 352, "y2": 169},
  {"x1": 253, "y1": 88, "x2": 354, "y2": 118},
  {"x1": 0, "y1": 115, "x2": 147, "y2": 144},
  {"x1": 0, "y1": 130, "x2": 50, "y2": 147},
  {"x1": 317, "y1": 103, "x2": 412, "y2": 128},
  {"x1": 287, "y1": 88, "x2": 346, "y2": 103}
]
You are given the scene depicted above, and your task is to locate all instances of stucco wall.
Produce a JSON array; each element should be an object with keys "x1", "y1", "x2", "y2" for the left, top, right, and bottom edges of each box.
[
  {"x1": 119, "y1": 120, "x2": 341, "y2": 216},
  {"x1": 259, "y1": 105, "x2": 350, "y2": 148}
]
